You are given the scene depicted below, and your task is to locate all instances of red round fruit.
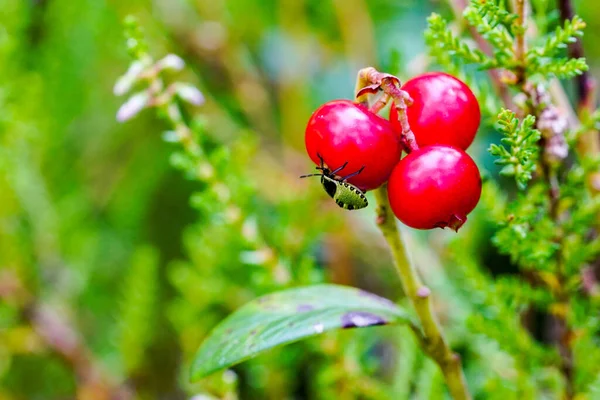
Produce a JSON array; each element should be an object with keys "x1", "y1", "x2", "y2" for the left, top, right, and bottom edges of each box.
[
  {"x1": 305, "y1": 99, "x2": 401, "y2": 191},
  {"x1": 387, "y1": 145, "x2": 481, "y2": 231},
  {"x1": 389, "y1": 72, "x2": 480, "y2": 150}
]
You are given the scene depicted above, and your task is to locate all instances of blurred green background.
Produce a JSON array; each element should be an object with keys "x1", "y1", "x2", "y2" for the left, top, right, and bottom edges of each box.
[{"x1": 1, "y1": 0, "x2": 599, "y2": 399}]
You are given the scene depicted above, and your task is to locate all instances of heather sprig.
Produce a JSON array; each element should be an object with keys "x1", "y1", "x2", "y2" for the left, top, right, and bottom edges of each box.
[
  {"x1": 426, "y1": 1, "x2": 599, "y2": 398},
  {"x1": 489, "y1": 109, "x2": 541, "y2": 189}
]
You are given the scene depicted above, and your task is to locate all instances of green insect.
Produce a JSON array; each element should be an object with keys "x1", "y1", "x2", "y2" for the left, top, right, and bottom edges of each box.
[{"x1": 300, "y1": 154, "x2": 368, "y2": 210}]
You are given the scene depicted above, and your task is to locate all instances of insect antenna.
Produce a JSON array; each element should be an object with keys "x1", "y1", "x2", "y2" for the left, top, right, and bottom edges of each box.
[{"x1": 299, "y1": 173, "x2": 322, "y2": 179}]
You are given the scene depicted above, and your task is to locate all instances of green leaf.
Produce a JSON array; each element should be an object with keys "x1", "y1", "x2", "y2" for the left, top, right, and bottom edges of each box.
[{"x1": 190, "y1": 284, "x2": 413, "y2": 380}]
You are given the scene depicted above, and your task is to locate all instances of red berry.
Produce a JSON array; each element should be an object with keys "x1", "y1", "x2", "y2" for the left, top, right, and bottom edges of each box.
[
  {"x1": 387, "y1": 145, "x2": 481, "y2": 231},
  {"x1": 305, "y1": 99, "x2": 401, "y2": 191},
  {"x1": 389, "y1": 72, "x2": 480, "y2": 150}
]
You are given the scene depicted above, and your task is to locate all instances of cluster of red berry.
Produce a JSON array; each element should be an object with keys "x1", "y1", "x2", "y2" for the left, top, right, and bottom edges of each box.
[{"x1": 303, "y1": 72, "x2": 482, "y2": 231}]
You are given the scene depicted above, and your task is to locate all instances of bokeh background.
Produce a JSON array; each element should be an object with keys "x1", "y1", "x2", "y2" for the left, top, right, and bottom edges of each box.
[{"x1": 1, "y1": 0, "x2": 599, "y2": 399}]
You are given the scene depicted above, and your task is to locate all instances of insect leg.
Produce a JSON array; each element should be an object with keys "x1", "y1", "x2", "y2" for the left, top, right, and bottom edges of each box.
[
  {"x1": 341, "y1": 165, "x2": 365, "y2": 181},
  {"x1": 330, "y1": 162, "x2": 348, "y2": 175},
  {"x1": 316, "y1": 153, "x2": 326, "y2": 170}
]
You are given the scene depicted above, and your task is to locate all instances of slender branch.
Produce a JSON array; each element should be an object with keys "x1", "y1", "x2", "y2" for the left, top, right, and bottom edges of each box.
[
  {"x1": 513, "y1": 0, "x2": 527, "y2": 85},
  {"x1": 557, "y1": 0, "x2": 596, "y2": 111},
  {"x1": 513, "y1": 2, "x2": 574, "y2": 397},
  {"x1": 373, "y1": 187, "x2": 471, "y2": 400}
]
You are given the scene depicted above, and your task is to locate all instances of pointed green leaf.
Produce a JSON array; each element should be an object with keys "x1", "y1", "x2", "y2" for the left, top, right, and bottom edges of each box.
[{"x1": 190, "y1": 284, "x2": 413, "y2": 381}]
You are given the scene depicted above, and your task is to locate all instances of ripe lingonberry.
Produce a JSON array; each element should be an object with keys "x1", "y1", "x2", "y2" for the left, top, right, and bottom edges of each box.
[
  {"x1": 389, "y1": 72, "x2": 480, "y2": 150},
  {"x1": 387, "y1": 145, "x2": 481, "y2": 231},
  {"x1": 305, "y1": 99, "x2": 401, "y2": 191}
]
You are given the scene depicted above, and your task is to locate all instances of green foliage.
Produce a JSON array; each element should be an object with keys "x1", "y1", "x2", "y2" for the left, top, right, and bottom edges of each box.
[
  {"x1": 190, "y1": 285, "x2": 413, "y2": 380},
  {"x1": 428, "y1": 1, "x2": 588, "y2": 84},
  {"x1": 449, "y1": 237, "x2": 560, "y2": 398},
  {"x1": 471, "y1": 0, "x2": 518, "y2": 28},
  {"x1": 489, "y1": 109, "x2": 541, "y2": 189}
]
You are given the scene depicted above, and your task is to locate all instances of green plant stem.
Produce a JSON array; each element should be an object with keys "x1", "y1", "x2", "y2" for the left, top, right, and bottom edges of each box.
[{"x1": 373, "y1": 186, "x2": 471, "y2": 400}]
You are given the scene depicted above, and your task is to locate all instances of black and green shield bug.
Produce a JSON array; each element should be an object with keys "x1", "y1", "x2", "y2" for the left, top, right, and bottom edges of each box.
[{"x1": 300, "y1": 154, "x2": 368, "y2": 210}]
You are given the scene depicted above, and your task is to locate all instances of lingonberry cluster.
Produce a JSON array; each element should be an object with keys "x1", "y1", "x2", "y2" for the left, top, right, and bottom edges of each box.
[{"x1": 303, "y1": 71, "x2": 482, "y2": 231}]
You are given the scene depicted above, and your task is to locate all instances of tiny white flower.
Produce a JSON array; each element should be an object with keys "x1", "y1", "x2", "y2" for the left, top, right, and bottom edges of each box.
[
  {"x1": 176, "y1": 83, "x2": 205, "y2": 106},
  {"x1": 113, "y1": 61, "x2": 146, "y2": 96},
  {"x1": 116, "y1": 91, "x2": 149, "y2": 122},
  {"x1": 157, "y1": 54, "x2": 185, "y2": 71}
]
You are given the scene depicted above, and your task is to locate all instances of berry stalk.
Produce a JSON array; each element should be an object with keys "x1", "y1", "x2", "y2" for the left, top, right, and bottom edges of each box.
[{"x1": 373, "y1": 187, "x2": 471, "y2": 400}]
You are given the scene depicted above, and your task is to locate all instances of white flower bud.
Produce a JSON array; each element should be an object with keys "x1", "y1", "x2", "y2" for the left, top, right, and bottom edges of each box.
[
  {"x1": 116, "y1": 91, "x2": 149, "y2": 122},
  {"x1": 113, "y1": 60, "x2": 146, "y2": 96},
  {"x1": 156, "y1": 54, "x2": 185, "y2": 72},
  {"x1": 175, "y1": 83, "x2": 205, "y2": 106}
]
